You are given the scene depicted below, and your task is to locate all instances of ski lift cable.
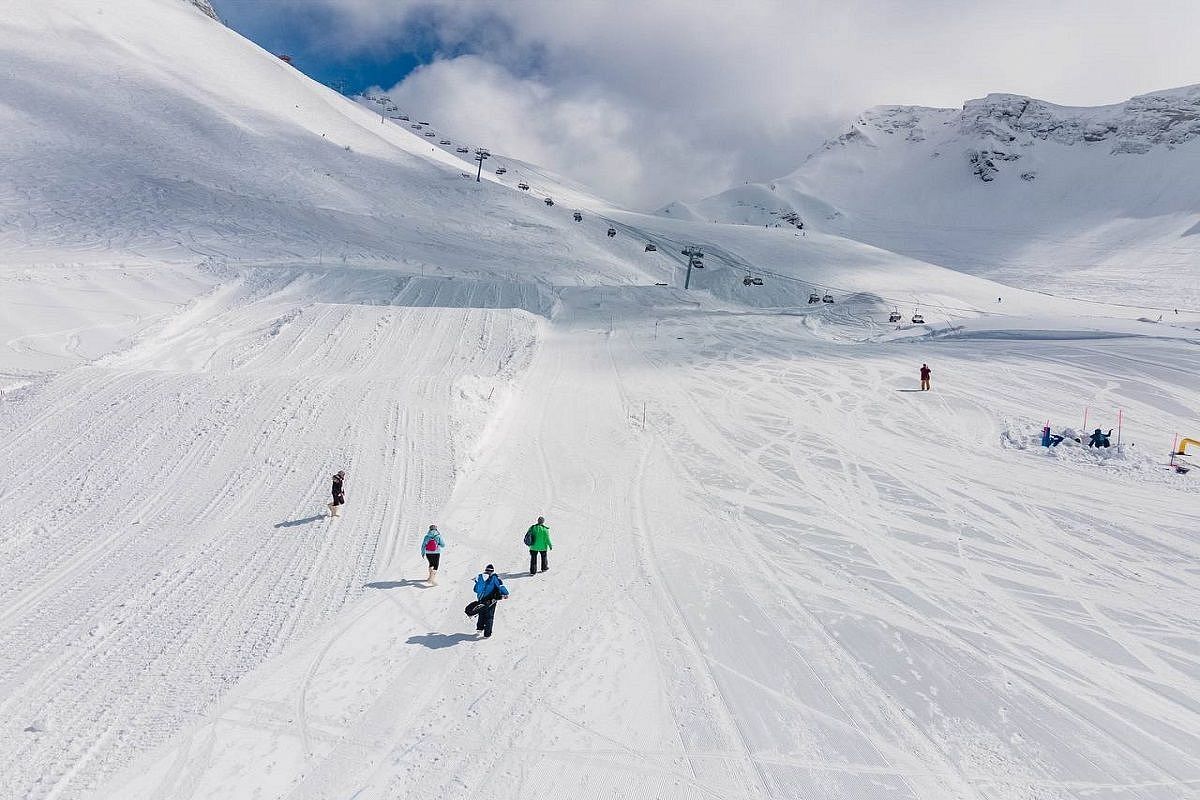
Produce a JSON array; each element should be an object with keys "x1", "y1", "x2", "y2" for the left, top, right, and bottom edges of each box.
[
  {"x1": 596, "y1": 213, "x2": 1200, "y2": 317},
  {"x1": 699, "y1": 244, "x2": 1008, "y2": 317},
  {"x1": 597, "y1": 215, "x2": 1015, "y2": 317},
  {"x1": 587, "y1": 213, "x2": 1198, "y2": 318}
]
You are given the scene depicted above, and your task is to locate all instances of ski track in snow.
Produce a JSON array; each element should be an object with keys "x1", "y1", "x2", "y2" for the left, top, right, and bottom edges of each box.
[
  {"x1": 0, "y1": 266, "x2": 539, "y2": 799},
  {"x1": 47, "y1": 279, "x2": 1193, "y2": 800},
  {"x1": 2, "y1": 2, "x2": 1199, "y2": 797}
]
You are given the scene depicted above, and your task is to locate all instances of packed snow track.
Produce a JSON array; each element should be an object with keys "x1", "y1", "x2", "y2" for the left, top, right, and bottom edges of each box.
[{"x1": 2, "y1": 271, "x2": 1187, "y2": 800}]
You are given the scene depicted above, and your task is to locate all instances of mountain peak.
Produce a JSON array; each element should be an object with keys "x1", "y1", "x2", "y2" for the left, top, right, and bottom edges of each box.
[
  {"x1": 822, "y1": 86, "x2": 1200, "y2": 156},
  {"x1": 682, "y1": 84, "x2": 1200, "y2": 307}
]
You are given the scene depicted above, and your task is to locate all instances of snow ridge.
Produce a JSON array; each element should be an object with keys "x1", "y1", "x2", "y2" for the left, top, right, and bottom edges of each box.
[{"x1": 836, "y1": 84, "x2": 1200, "y2": 157}]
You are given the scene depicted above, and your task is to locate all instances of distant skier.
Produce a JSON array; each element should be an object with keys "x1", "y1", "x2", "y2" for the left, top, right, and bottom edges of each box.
[
  {"x1": 471, "y1": 565, "x2": 509, "y2": 638},
  {"x1": 524, "y1": 516, "x2": 552, "y2": 575},
  {"x1": 1088, "y1": 428, "x2": 1113, "y2": 448},
  {"x1": 919, "y1": 363, "x2": 932, "y2": 391},
  {"x1": 327, "y1": 470, "x2": 346, "y2": 517},
  {"x1": 420, "y1": 524, "x2": 445, "y2": 585}
]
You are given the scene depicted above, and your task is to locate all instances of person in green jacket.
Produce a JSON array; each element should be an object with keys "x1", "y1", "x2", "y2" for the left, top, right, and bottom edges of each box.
[{"x1": 525, "y1": 516, "x2": 552, "y2": 575}]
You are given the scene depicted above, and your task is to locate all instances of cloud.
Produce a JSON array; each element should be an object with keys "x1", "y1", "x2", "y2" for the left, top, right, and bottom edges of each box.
[
  {"x1": 218, "y1": 0, "x2": 1200, "y2": 207},
  {"x1": 383, "y1": 55, "x2": 813, "y2": 208}
]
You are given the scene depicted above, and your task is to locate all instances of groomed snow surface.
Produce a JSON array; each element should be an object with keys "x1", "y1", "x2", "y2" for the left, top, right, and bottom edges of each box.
[
  {"x1": 3, "y1": 264, "x2": 1198, "y2": 800},
  {"x1": 2, "y1": 1, "x2": 1199, "y2": 799}
]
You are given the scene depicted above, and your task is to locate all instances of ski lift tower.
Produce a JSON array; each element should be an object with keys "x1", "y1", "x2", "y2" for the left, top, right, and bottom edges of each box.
[
  {"x1": 473, "y1": 148, "x2": 491, "y2": 182},
  {"x1": 681, "y1": 246, "x2": 704, "y2": 289}
]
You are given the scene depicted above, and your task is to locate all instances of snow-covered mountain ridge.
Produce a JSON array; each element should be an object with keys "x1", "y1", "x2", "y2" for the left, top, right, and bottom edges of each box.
[
  {"x1": 839, "y1": 87, "x2": 1200, "y2": 182},
  {"x1": 850, "y1": 85, "x2": 1200, "y2": 159},
  {"x1": 676, "y1": 86, "x2": 1200, "y2": 307}
]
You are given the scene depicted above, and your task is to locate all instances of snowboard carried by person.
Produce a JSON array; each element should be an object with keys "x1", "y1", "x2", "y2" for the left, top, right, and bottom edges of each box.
[
  {"x1": 466, "y1": 565, "x2": 508, "y2": 638},
  {"x1": 327, "y1": 470, "x2": 346, "y2": 517}
]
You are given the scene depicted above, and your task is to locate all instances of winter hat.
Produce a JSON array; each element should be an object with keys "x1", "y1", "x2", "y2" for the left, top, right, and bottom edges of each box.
[
  {"x1": 484, "y1": 564, "x2": 494, "y2": 574},
  {"x1": 429, "y1": 524, "x2": 438, "y2": 530},
  {"x1": 336, "y1": 470, "x2": 345, "y2": 477}
]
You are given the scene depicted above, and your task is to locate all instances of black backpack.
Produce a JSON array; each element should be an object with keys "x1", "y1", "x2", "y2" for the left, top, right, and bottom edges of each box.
[{"x1": 486, "y1": 578, "x2": 505, "y2": 602}]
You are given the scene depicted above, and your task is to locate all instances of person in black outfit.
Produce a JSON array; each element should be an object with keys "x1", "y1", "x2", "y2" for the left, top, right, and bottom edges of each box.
[{"x1": 327, "y1": 470, "x2": 346, "y2": 517}]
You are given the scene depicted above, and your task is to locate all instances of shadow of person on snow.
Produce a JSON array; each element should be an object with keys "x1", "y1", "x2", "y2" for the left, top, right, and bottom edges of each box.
[
  {"x1": 364, "y1": 579, "x2": 428, "y2": 590},
  {"x1": 895, "y1": 389, "x2": 924, "y2": 393},
  {"x1": 407, "y1": 632, "x2": 477, "y2": 649},
  {"x1": 496, "y1": 572, "x2": 536, "y2": 581},
  {"x1": 274, "y1": 515, "x2": 326, "y2": 528}
]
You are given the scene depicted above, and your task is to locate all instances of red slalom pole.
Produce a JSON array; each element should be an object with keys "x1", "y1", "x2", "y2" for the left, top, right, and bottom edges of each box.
[
  {"x1": 1082, "y1": 406, "x2": 1089, "y2": 434},
  {"x1": 1116, "y1": 409, "x2": 1123, "y2": 446}
]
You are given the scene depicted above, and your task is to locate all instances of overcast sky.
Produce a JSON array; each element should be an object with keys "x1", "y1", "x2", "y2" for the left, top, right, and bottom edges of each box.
[{"x1": 215, "y1": 0, "x2": 1200, "y2": 208}]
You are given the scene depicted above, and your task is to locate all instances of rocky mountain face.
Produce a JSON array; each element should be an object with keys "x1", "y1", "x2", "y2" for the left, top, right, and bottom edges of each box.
[
  {"x1": 959, "y1": 89, "x2": 1200, "y2": 150},
  {"x1": 828, "y1": 85, "x2": 1200, "y2": 183},
  {"x1": 187, "y1": 0, "x2": 219, "y2": 21}
]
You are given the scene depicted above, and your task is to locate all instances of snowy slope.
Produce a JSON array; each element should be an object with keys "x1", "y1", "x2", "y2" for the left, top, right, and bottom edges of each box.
[
  {"x1": 2, "y1": 2, "x2": 1199, "y2": 800},
  {"x1": 0, "y1": 0, "x2": 647, "y2": 286},
  {"x1": 101, "y1": 293, "x2": 1200, "y2": 800},
  {"x1": 680, "y1": 88, "x2": 1200, "y2": 308}
]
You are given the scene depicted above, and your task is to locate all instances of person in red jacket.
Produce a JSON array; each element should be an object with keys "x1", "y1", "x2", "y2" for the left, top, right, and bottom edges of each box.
[{"x1": 919, "y1": 363, "x2": 931, "y2": 391}]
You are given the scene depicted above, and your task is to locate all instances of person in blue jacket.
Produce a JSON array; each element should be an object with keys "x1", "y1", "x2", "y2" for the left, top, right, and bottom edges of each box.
[
  {"x1": 419, "y1": 524, "x2": 445, "y2": 585},
  {"x1": 472, "y1": 564, "x2": 509, "y2": 638}
]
